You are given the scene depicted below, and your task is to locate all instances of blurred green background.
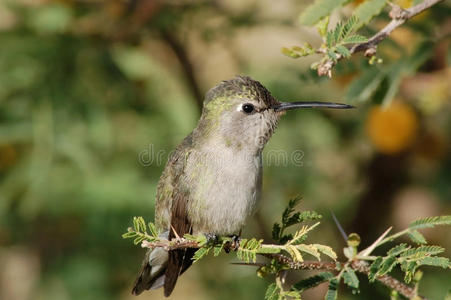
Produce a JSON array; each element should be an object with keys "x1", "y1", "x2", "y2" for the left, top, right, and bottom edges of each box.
[{"x1": 0, "y1": 0, "x2": 450, "y2": 299}]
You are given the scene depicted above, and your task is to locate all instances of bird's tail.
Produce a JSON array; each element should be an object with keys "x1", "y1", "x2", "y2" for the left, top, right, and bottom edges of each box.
[
  {"x1": 132, "y1": 247, "x2": 168, "y2": 295},
  {"x1": 132, "y1": 246, "x2": 197, "y2": 297}
]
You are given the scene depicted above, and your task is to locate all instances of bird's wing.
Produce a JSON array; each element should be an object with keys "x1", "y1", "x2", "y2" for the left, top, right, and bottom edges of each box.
[
  {"x1": 132, "y1": 133, "x2": 195, "y2": 296},
  {"x1": 163, "y1": 133, "x2": 195, "y2": 296}
]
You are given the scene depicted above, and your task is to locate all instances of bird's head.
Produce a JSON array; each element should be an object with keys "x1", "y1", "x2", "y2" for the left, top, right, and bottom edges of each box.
[{"x1": 197, "y1": 76, "x2": 353, "y2": 153}]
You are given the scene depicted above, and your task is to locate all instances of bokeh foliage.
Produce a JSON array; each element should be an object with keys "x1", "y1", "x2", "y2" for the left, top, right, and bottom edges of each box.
[{"x1": 0, "y1": 0, "x2": 450, "y2": 299}]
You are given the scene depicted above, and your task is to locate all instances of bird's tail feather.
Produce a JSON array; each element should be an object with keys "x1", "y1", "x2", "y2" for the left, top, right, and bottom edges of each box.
[
  {"x1": 163, "y1": 248, "x2": 196, "y2": 296},
  {"x1": 132, "y1": 248, "x2": 168, "y2": 295}
]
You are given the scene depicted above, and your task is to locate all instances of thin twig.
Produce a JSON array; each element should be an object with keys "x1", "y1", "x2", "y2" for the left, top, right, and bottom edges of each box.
[
  {"x1": 265, "y1": 253, "x2": 427, "y2": 300},
  {"x1": 317, "y1": 0, "x2": 445, "y2": 76},
  {"x1": 351, "y1": 260, "x2": 426, "y2": 300},
  {"x1": 141, "y1": 237, "x2": 427, "y2": 299},
  {"x1": 160, "y1": 30, "x2": 204, "y2": 111}
]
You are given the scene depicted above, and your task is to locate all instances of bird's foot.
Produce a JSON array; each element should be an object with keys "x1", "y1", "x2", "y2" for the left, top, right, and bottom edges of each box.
[
  {"x1": 224, "y1": 235, "x2": 241, "y2": 253},
  {"x1": 204, "y1": 233, "x2": 219, "y2": 246}
]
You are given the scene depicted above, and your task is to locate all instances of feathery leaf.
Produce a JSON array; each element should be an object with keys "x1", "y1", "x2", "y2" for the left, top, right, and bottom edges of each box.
[
  {"x1": 409, "y1": 216, "x2": 451, "y2": 230},
  {"x1": 353, "y1": 0, "x2": 387, "y2": 30},
  {"x1": 387, "y1": 244, "x2": 409, "y2": 256},
  {"x1": 343, "y1": 267, "x2": 359, "y2": 289},
  {"x1": 314, "y1": 244, "x2": 337, "y2": 261},
  {"x1": 341, "y1": 34, "x2": 368, "y2": 44},
  {"x1": 408, "y1": 230, "x2": 427, "y2": 244},
  {"x1": 265, "y1": 283, "x2": 281, "y2": 300},
  {"x1": 292, "y1": 272, "x2": 334, "y2": 292},
  {"x1": 325, "y1": 278, "x2": 339, "y2": 300},
  {"x1": 299, "y1": 0, "x2": 349, "y2": 25},
  {"x1": 418, "y1": 257, "x2": 450, "y2": 268},
  {"x1": 192, "y1": 247, "x2": 211, "y2": 262},
  {"x1": 377, "y1": 256, "x2": 398, "y2": 276}
]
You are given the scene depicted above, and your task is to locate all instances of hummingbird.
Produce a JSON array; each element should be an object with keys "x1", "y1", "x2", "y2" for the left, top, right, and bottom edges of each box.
[{"x1": 132, "y1": 75, "x2": 353, "y2": 296}]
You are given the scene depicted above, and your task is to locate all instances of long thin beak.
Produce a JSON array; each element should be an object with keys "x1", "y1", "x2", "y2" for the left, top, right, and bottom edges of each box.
[{"x1": 273, "y1": 101, "x2": 354, "y2": 112}]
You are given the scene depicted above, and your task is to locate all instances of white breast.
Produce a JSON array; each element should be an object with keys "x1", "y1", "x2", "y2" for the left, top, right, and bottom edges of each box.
[{"x1": 186, "y1": 147, "x2": 262, "y2": 235}]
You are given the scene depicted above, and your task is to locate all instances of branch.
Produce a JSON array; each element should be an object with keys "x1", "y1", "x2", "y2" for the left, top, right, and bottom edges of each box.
[
  {"x1": 265, "y1": 253, "x2": 427, "y2": 300},
  {"x1": 160, "y1": 30, "x2": 204, "y2": 111},
  {"x1": 140, "y1": 237, "x2": 427, "y2": 299},
  {"x1": 317, "y1": 0, "x2": 445, "y2": 76}
]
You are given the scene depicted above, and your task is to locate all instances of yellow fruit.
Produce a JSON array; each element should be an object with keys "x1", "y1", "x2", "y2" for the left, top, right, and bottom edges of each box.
[
  {"x1": 366, "y1": 102, "x2": 418, "y2": 154},
  {"x1": 396, "y1": 0, "x2": 413, "y2": 8}
]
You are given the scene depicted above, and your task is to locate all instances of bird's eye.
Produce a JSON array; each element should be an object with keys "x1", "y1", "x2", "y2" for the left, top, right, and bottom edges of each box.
[{"x1": 242, "y1": 103, "x2": 255, "y2": 114}]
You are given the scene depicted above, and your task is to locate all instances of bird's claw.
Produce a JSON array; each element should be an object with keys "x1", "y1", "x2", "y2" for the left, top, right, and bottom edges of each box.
[
  {"x1": 204, "y1": 233, "x2": 219, "y2": 246},
  {"x1": 224, "y1": 235, "x2": 241, "y2": 253}
]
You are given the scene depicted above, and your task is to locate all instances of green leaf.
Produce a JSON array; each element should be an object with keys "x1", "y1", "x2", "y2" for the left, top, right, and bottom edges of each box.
[
  {"x1": 133, "y1": 217, "x2": 140, "y2": 232},
  {"x1": 377, "y1": 256, "x2": 398, "y2": 276},
  {"x1": 284, "y1": 291, "x2": 302, "y2": 299},
  {"x1": 272, "y1": 223, "x2": 281, "y2": 240},
  {"x1": 400, "y1": 245, "x2": 445, "y2": 258},
  {"x1": 183, "y1": 234, "x2": 198, "y2": 241},
  {"x1": 282, "y1": 197, "x2": 302, "y2": 223},
  {"x1": 332, "y1": 22, "x2": 343, "y2": 45},
  {"x1": 340, "y1": 16, "x2": 358, "y2": 41},
  {"x1": 316, "y1": 16, "x2": 330, "y2": 38},
  {"x1": 148, "y1": 222, "x2": 158, "y2": 237},
  {"x1": 213, "y1": 242, "x2": 224, "y2": 256},
  {"x1": 280, "y1": 233, "x2": 294, "y2": 245},
  {"x1": 369, "y1": 257, "x2": 383, "y2": 282},
  {"x1": 265, "y1": 283, "x2": 281, "y2": 300},
  {"x1": 353, "y1": 0, "x2": 387, "y2": 30},
  {"x1": 282, "y1": 47, "x2": 301, "y2": 59},
  {"x1": 335, "y1": 45, "x2": 351, "y2": 57},
  {"x1": 327, "y1": 49, "x2": 338, "y2": 61},
  {"x1": 137, "y1": 217, "x2": 147, "y2": 233},
  {"x1": 387, "y1": 244, "x2": 409, "y2": 256},
  {"x1": 409, "y1": 216, "x2": 451, "y2": 230},
  {"x1": 237, "y1": 238, "x2": 262, "y2": 263},
  {"x1": 401, "y1": 261, "x2": 418, "y2": 283},
  {"x1": 133, "y1": 235, "x2": 145, "y2": 245},
  {"x1": 245, "y1": 238, "x2": 262, "y2": 250},
  {"x1": 325, "y1": 278, "x2": 339, "y2": 300},
  {"x1": 287, "y1": 245, "x2": 304, "y2": 262},
  {"x1": 341, "y1": 34, "x2": 368, "y2": 44},
  {"x1": 292, "y1": 272, "x2": 334, "y2": 292},
  {"x1": 286, "y1": 211, "x2": 322, "y2": 227},
  {"x1": 408, "y1": 230, "x2": 427, "y2": 244},
  {"x1": 297, "y1": 244, "x2": 321, "y2": 260},
  {"x1": 192, "y1": 247, "x2": 211, "y2": 262},
  {"x1": 326, "y1": 30, "x2": 334, "y2": 48},
  {"x1": 184, "y1": 234, "x2": 207, "y2": 245},
  {"x1": 343, "y1": 267, "x2": 359, "y2": 289},
  {"x1": 315, "y1": 244, "x2": 337, "y2": 261},
  {"x1": 299, "y1": 0, "x2": 350, "y2": 25},
  {"x1": 418, "y1": 257, "x2": 450, "y2": 268},
  {"x1": 122, "y1": 229, "x2": 137, "y2": 239}
]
